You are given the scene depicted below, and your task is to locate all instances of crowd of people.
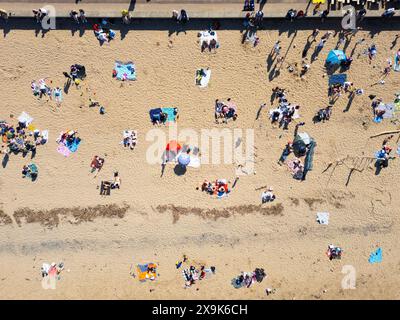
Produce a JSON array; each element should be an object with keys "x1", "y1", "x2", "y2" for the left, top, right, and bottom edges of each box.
[
  {"x1": 0, "y1": 117, "x2": 47, "y2": 162},
  {"x1": 268, "y1": 88, "x2": 300, "y2": 130},
  {"x1": 232, "y1": 268, "x2": 266, "y2": 289},
  {"x1": 200, "y1": 179, "x2": 230, "y2": 198}
]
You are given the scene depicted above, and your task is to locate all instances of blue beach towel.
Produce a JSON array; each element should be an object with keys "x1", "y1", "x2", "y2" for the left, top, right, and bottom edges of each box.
[
  {"x1": 369, "y1": 248, "x2": 382, "y2": 264},
  {"x1": 329, "y1": 74, "x2": 347, "y2": 86},
  {"x1": 114, "y1": 61, "x2": 136, "y2": 81},
  {"x1": 149, "y1": 108, "x2": 162, "y2": 123},
  {"x1": 373, "y1": 116, "x2": 383, "y2": 123},
  {"x1": 66, "y1": 138, "x2": 81, "y2": 153},
  {"x1": 161, "y1": 107, "x2": 178, "y2": 122}
]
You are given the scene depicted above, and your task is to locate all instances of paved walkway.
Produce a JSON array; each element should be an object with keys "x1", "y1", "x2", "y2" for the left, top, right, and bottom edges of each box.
[{"x1": 0, "y1": 0, "x2": 396, "y2": 18}]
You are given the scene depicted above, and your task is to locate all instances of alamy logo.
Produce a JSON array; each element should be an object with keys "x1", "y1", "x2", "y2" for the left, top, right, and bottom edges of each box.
[
  {"x1": 341, "y1": 265, "x2": 356, "y2": 289},
  {"x1": 145, "y1": 125, "x2": 255, "y2": 175},
  {"x1": 41, "y1": 5, "x2": 56, "y2": 30},
  {"x1": 341, "y1": 5, "x2": 356, "y2": 30},
  {"x1": 41, "y1": 275, "x2": 57, "y2": 290}
]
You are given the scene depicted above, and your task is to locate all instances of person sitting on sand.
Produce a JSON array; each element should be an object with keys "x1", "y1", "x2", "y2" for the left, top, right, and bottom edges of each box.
[
  {"x1": 111, "y1": 172, "x2": 121, "y2": 189},
  {"x1": 261, "y1": 187, "x2": 275, "y2": 203},
  {"x1": 327, "y1": 244, "x2": 342, "y2": 260},
  {"x1": 90, "y1": 156, "x2": 104, "y2": 176}
]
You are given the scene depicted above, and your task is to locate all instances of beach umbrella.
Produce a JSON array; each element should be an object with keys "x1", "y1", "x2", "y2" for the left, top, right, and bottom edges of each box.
[
  {"x1": 178, "y1": 153, "x2": 191, "y2": 166},
  {"x1": 326, "y1": 50, "x2": 346, "y2": 65},
  {"x1": 166, "y1": 140, "x2": 181, "y2": 152}
]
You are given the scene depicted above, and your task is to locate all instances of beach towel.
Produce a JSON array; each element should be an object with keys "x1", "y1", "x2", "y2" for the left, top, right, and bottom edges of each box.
[
  {"x1": 149, "y1": 108, "x2": 162, "y2": 123},
  {"x1": 57, "y1": 143, "x2": 71, "y2": 157},
  {"x1": 187, "y1": 156, "x2": 201, "y2": 168},
  {"x1": 199, "y1": 30, "x2": 218, "y2": 47},
  {"x1": 374, "y1": 103, "x2": 396, "y2": 123},
  {"x1": 161, "y1": 107, "x2": 178, "y2": 123},
  {"x1": 382, "y1": 103, "x2": 395, "y2": 119},
  {"x1": 316, "y1": 212, "x2": 329, "y2": 225},
  {"x1": 369, "y1": 247, "x2": 382, "y2": 264},
  {"x1": 396, "y1": 144, "x2": 400, "y2": 156},
  {"x1": 328, "y1": 74, "x2": 347, "y2": 86},
  {"x1": 114, "y1": 61, "x2": 136, "y2": 81},
  {"x1": 18, "y1": 112, "x2": 33, "y2": 125},
  {"x1": 195, "y1": 69, "x2": 211, "y2": 88},
  {"x1": 66, "y1": 138, "x2": 81, "y2": 152},
  {"x1": 136, "y1": 263, "x2": 157, "y2": 282}
]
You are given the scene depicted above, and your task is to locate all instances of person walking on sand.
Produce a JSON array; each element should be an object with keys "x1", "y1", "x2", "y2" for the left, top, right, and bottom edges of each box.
[
  {"x1": 79, "y1": 9, "x2": 87, "y2": 24},
  {"x1": 0, "y1": 9, "x2": 9, "y2": 21},
  {"x1": 382, "y1": 8, "x2": 395, "y2": 19},
  {"x1": 320, "y1": 9, "x2": 329, "y2": 22},
  {"x1": 70, "y1": 10, "x2": 79, "y2": 24},
  {"x1": 273, "y1": 41, "x2": 281, "y2": 56},
  {"x1": 122, "y1": 10, "x2": 131, "y2": 24}
]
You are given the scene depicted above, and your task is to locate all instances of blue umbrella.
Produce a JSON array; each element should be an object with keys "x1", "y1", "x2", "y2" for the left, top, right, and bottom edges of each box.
[{"x1": 178, "y1": 153, "x2": 190, "y2": 166}]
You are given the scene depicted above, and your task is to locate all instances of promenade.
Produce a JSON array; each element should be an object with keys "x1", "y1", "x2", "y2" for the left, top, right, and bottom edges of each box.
[{"x1": 0, "y1": 0, "x2": 398, "y2": 19}]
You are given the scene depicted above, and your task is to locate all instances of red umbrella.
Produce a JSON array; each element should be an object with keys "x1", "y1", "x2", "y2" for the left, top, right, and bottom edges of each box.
[{"x1": 166, "y1": 140, "x2": 181, "y2": 152}]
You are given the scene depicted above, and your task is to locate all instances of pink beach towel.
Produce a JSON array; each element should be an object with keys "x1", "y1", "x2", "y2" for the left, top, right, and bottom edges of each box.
[{"x1": 57, "y1": 144, "x2": 71, "y2": 157}]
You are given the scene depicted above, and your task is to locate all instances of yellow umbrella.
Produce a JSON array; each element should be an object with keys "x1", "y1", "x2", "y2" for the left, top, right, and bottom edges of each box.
[
  {"x1": 313, "y1": 0, "x2": 325, "y2": 3},
  {"x1": 27, "y1": 124, "x2": 36, "y2": 131}
]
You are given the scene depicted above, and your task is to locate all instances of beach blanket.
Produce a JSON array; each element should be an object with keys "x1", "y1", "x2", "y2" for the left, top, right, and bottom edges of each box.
[
  {"x1": 66, "y1": 138, "x2": 81, "y2": 152},
  {"x1": 328, "y1": 74, "x2": 347, "y2": 86},
  {"x1": 195, "y1": 69, "x2": 211, "y2": 88},
  {"x1": 369, "y1": 248, "x2": 382, "y2": 264},
  {"x1": 187, "y1": 156, "x2": 201, "y2": 168},
  {"x1": 18, "y1": 112, "x2": 33, "y2": 125},
  {"x1": 199, "y1": 30, "x2": 218, "y2": 47},
  {"x1": 316, "y1": 212, "x2": 329, "y2": 225},
  {"x1": 149, "y1": 108, "x2": 162, "y2": 123},
  {"x1": 57, "y1": 143, "x2": 71, "y2": 157},
  {"x1": 114, "y1": 61, "x2": 136, "y2": 81},
  {"x1": 161, "y1": 107, "x2": 178, "y2": 123},
  {"x1": 136, "y1": 263, "x2": 157, "y2": 282},
  {"x1": 374, "y1": 103, "x2": 396, "y2": 123}
]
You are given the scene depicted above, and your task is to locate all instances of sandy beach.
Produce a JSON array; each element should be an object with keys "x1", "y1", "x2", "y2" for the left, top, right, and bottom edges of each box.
[{"x1": 0, "y1": 15, "x2": 400, "y2": 299}]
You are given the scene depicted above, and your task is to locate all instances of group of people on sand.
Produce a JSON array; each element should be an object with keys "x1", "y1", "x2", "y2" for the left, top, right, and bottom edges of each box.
[
  {"x1": 172, "y1": 9, "x2": 189, "y2": 24},
  {"x1": 268, "y1": 88, "x2": 300, "y2": 130},
  {"x1": 200, "y1": 179, "x2": 230, "y2": 197},
  {"x1": 56, "y1": 129, "x2": 81, "y2": 147},
  {"x1": 32, "y1": 7, "x2": 49, "y2": 23},
  {"x1": 232, "y1": 268, "x2": 266, "y2": 289},
  {"x1": 0, "y1": 119, "x2": 47, "y2": 159},
  {"x1": 93, "y1": 20, "x2": 116, "y2": 43},
  {"x1": 70, "y1": 9, "x2": 87, "y2": 24},
  {"x1": 214, "y1": 98, "x2": 238, "y2": 124}
]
